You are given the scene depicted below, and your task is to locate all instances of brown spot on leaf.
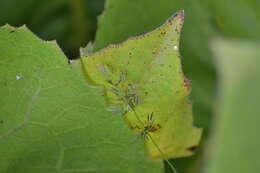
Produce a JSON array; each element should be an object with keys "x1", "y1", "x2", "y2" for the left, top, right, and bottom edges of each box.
[
  {"x1": 168, "y1": 17, "x2": 174, "y2": 25},
  {"x1": 187, "y1": 145, "x2": 197, "y2": 152},
  {"x1": 161, "y1": 31, "x2": 166, "y2": 35},
  {"x1": 146, "y1": 123, "x2": 162, "y2": 133},
  {"x1": 131, "y1": 125, "x2": 142, "y2": 131},
  {"x1": 184, "y1": 78, "x2": 191, "y2": 88},
  {"x1": 112, "y1": 45, "x2": 119, "y2": 48},
  {"x1": 107, "y1": 80, "x2": 113, "y2": 85},
  {"x1": 175, "y1": 27, "x2": 179, "y2": 32}
]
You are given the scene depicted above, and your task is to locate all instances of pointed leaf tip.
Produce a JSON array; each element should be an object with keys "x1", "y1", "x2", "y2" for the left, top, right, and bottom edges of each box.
[{"x1": 169, "y1": 10, "x2": 184, "y2": 24}]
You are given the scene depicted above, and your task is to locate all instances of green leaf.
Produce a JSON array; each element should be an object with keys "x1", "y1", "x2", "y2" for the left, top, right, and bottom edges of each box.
[
  {"x1": 0, "y1": 25, "x2": 163, "y2": 173},
  {"x1": 82, "y1": 11, "x2": 202, "y2": 159},
  {"x1": 212, "y1": 0, "x2": 260, "y2": 41},
  {"x1": 206, "y1": 38, "x2": 260, "y2": 173}
]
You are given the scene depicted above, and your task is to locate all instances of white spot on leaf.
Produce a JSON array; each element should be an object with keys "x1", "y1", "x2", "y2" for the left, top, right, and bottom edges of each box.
[{"x1": 16, "y1": 75, "x2": 22, "y2": 80}]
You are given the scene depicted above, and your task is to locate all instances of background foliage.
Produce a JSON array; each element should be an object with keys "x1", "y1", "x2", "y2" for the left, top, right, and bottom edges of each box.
[{"x1": 0, "y1": 0, "x2": 259, "y2": 173}]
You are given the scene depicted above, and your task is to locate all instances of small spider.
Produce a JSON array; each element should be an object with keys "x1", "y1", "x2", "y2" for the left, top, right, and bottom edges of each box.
[
  {"x1": 103, "y1": 71, "x2": 140, "y2": 114},
  {"x1": 110, "y1": 84, "x2": 140, "y2": 114},
  {"x1": 136, "y1": 112, "x2": 161, "y2": 141}
]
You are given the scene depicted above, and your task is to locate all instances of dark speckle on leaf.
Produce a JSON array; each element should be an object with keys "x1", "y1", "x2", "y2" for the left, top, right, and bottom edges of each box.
[
  {"x1": 175, "y1": 27, "x2": 179, "y2": 32},
  {"x1": 161, "y1": 31, "x2": 166, "y2": 35},
  {"x1": 184, "y1": 78, "x2": 191, "y2": 88},
  {"x1": 186, "y1": 145, "x2": 197, "y2": 152},
  {"x1": 107, "y1": 80, "x2": 113, "y2": 84}
]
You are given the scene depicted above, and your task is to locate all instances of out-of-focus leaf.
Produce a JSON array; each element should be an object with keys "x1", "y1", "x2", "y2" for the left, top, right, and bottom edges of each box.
[
  {"x1": 82, "y1": 11, "x2": 202, "y2": 159},
  {"x1": 0, "y1": 25, "x2": 163, "y2": 173},
  {"x1": 212, "y1": 0, "x2": 260, "y2": 41},
  {"x1": 0, "y1": 0, "x2": 105, "y2": 58},
  {"x1": 206, "y1": 38, "x2": 260, "y2": 173}
]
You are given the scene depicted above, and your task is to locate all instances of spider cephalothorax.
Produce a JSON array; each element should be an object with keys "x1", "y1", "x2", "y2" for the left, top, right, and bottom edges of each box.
[{"x1": 135, "y1": 112, "x2": 162, "y2": 141}]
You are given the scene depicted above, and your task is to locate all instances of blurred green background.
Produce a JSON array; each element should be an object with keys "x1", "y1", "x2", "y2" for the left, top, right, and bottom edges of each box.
[
  {"x1": 0, "y1": 0, "x2": 259, "y2": 172},
  {"x1": 0, "y1": 0, "x2": 105, "y2": 58}
]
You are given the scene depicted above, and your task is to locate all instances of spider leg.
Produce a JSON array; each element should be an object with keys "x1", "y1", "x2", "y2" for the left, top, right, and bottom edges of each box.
[{"x1": 115, "y1": 72, "x2": 127, "y2": 86}]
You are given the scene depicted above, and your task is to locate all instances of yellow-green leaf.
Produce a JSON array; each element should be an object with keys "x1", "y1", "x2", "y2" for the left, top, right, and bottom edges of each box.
[{"x1": 82, "y1": 11, "x2": 202, "y2": 159}]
